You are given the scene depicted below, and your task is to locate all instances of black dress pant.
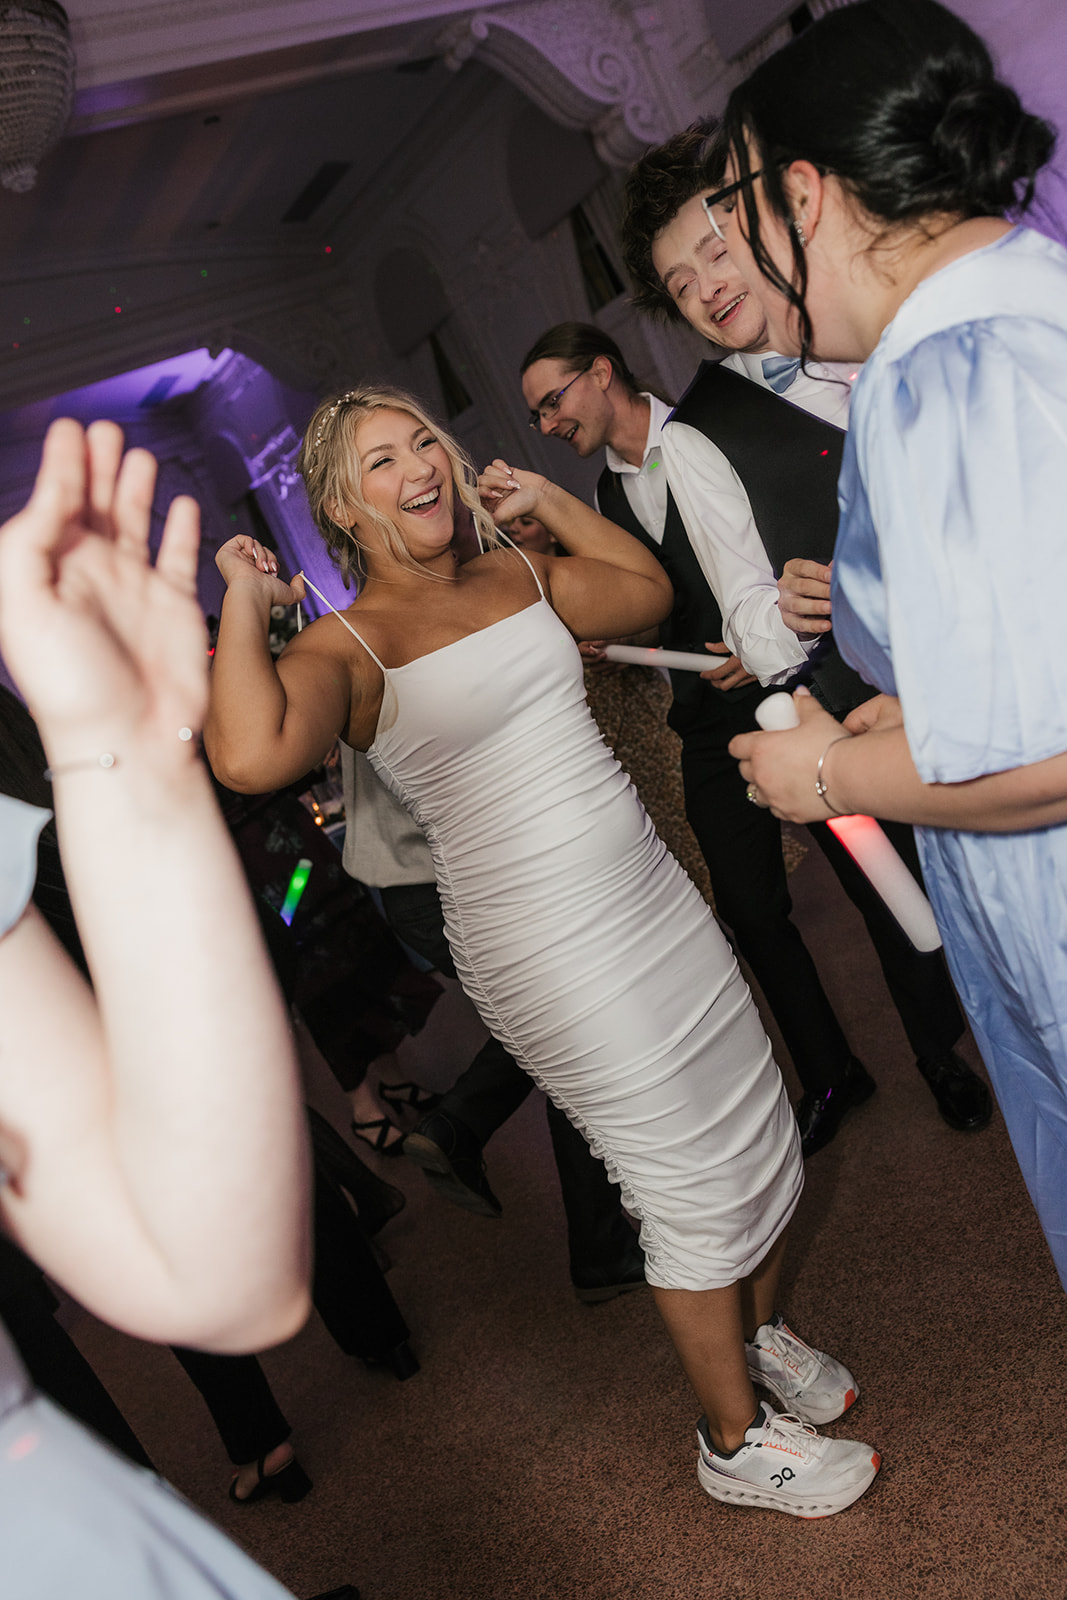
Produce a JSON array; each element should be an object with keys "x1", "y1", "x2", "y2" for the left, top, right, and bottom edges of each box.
[
  {"x1": 807, "y1": 816, "x2": 962, "y2": 1060},
  {"x1": 171, "y1": 1346, "x2": 290, "y2": 1466},
  {"x1": 379, "y1": 882, "x2": 640, "y2": 1276},
  {"x1": 677, "y1": 688, "x2": 962, "y2": 1094}
]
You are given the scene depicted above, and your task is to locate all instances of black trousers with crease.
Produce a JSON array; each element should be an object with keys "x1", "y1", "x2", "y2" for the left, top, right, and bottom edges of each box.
[{"x1": 676, "y1": 688, "x2": 962, "y2": 1095}]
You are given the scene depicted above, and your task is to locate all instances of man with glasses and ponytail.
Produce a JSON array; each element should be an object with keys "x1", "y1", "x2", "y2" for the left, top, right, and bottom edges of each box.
[{"x1": 611, "y1": 120, "x2": 989, "y2": 1152}]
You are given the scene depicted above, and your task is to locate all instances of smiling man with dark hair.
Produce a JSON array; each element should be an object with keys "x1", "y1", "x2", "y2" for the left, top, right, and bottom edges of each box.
[{"x1": 611, "y1": 122, "x2": 990, "y2": 1149}]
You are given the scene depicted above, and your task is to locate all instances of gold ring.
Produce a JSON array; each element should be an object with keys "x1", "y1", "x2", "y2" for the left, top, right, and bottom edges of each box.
[{"x1": 746, "y1": 782, "x2": 760, "y2": 805}]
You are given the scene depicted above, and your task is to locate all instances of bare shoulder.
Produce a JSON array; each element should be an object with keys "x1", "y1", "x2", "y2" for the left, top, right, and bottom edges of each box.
[
  {"x1": 464, "y1": 544, "x2": 522, "y2": 574},
  {"x1": 277, "y1": 608, "x2": 377, "y2": 713},
  {"x1": 467, "y1": 544, "x2": 550, "y2": 591},
  {"x1": 280, "y1": 608, "x2": 370, "y2": 670}
]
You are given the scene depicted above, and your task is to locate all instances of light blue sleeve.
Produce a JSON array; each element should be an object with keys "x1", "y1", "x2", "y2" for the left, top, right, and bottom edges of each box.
[
  {"x1": 860, "y1": 317, "x2": 1067, "y2": 784},
  {"x1": 0, "y1": 793, "x2": 50, "y2": 938}
]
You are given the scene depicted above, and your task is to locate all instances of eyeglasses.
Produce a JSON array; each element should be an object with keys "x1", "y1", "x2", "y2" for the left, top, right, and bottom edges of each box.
[
  {"x1": 702, "y1": 171, "x2": 764, "y2": 244},
  {"x1": 527, "y1": 366, "x2": 591, "y2": 429}
]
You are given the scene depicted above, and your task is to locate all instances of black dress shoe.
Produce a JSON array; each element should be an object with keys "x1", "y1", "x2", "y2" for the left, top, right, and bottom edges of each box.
[
  {"x1": 403, "y1": 1110, "x2": 502, "y2": 1219},
  {"x1": 571, "y1": 1248, "x2": 647, "y2": 1306},
  {"x1": 796, "y1": 1057, "x2": 877, "y2": 1159},
  {"x1": 916, "y1": 1050, "x2": 993, "y2": 1131}
]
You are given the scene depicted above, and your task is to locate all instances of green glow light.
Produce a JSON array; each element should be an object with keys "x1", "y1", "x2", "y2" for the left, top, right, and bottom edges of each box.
[{"x1": 279, "y1": 858, "x2": 312, "y2": 926}]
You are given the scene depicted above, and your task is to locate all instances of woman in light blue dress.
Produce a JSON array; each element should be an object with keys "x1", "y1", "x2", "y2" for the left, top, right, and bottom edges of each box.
[{"x1": 720, "y1": 0, "x2": 1067, "y2": 1290}]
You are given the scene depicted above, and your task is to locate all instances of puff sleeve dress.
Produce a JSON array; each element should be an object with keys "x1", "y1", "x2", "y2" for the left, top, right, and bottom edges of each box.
[{"x1": 832, "y1": 226, "x2": 1067, "y2": 1289}]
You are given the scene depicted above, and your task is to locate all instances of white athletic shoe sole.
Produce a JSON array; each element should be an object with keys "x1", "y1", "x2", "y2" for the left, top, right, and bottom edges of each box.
[{"x1": 698, "y1": 1426, "x2": 881, "y2": 1518}]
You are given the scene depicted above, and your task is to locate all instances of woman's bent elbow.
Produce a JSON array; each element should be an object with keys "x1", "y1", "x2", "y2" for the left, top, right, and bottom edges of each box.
[
  {"x1": 234, "y1": 1282, "x2": 312, "y2": 1351},
  {"x1": 180, "y1": 1281, "x2": 312, "y2": 1355},
  {"x1": 202, "y1": 737, "x2": 271, "y2": 796},
  {"x1": 650, "y1": 580, "x2": 674, "y2": 625}
]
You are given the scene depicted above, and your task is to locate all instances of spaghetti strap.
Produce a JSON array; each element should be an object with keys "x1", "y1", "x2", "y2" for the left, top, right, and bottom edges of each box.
[
  {"x1": 297, "y1": 572, "x2": 388, "y2": 673},
  {"x1": 495, "y1": 529, "x2": 546, "y2": 601}
]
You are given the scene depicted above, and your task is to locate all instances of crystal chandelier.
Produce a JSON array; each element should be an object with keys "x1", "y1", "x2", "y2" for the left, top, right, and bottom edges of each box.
[{"x1": 0, "y1": 0, "x2": 75, "y2": 193}]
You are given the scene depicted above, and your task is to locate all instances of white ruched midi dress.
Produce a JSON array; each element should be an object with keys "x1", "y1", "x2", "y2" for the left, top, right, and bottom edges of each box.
[{"x1": 338, "y1": 556, "x2": 802, "y2": 1290}]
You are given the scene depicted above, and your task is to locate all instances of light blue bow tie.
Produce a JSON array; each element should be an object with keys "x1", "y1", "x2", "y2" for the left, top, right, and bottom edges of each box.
[{"x1": 761, "y1": 355, "x2": 802, "y2": 394}]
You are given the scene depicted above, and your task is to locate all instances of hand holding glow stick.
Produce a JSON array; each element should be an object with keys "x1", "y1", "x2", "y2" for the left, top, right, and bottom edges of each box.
[{"x1": 754, "y1": 693, "x2": 942, "y2": 953}]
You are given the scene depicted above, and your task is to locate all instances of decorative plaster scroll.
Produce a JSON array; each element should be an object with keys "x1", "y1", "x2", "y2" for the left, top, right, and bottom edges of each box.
[
  {"x1": 229, "y1": 300, "x2": 353, "y2": 392},
  {"x1": 437, "y1": 1, "x2": 669, "y2": 165}
]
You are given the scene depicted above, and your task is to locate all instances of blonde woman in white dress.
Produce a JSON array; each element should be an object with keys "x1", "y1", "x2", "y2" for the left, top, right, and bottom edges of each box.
[{"x1": 205, "y1": 385, "x2": 880, "y2": 1518}]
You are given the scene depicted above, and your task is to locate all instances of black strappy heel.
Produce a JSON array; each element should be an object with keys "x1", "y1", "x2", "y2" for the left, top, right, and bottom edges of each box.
[
  {"x1": 229, "y1": 1452, "x2": 312, "y2": 1505},
  {"x1": 350, "y1": 1114, "x2": 405, "y2": 1157},
  {"x1": 378, "y1": 1080, "x2": 442, "y2": 1117}
]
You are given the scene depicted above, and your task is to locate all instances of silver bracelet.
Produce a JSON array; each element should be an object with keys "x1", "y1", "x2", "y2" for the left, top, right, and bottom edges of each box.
[
  {"x1": 44, "y1": 752, "x2": 117, "y2": 780},
  {"x1": 814, "y1": 734, "x2": 850, "y2": 817},
  {"x1": 43, "y1": 727, "x2": 194, "y2": 782}
]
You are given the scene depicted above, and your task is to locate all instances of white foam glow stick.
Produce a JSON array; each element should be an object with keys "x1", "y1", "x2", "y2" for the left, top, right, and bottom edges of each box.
[
  {"x1": 754, "y1": 693, "x2": 942, "y2": 953},
  {"x1": 602, "y1": 644, "x2": 735, "y2": 672}
]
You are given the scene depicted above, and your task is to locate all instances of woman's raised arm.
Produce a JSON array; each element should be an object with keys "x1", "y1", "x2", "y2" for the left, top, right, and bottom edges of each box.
[
  {"x1": 0, "y1": 421, "x2": 310, "y2": 1350},
  {"x1": 204, "y1": 535, "x2": 352, "y2": 792},
  {"x1": 479, "y1": 461, "x2": 673, "y2": 640}
]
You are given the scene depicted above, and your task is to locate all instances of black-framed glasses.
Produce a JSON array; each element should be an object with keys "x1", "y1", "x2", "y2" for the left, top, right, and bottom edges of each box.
[
  {"x1": 527, "y1": 366, "x2": 592, "y2": 429},
  {"x1": 702, "y1": 171, "x2": 764, "y2": 244}
]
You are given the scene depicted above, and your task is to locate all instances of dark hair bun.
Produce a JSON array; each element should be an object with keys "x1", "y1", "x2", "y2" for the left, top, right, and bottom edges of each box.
[
  {"x1": 724, "y1": 0, "x2": 1057, "y2": 227},
  {"x1": 930, "y1": 80, "x2": 1056, "y2": 214}
]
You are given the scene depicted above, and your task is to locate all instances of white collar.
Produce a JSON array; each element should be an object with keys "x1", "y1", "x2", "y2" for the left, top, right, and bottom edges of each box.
[
  {"x1": 604, "y1": 393, "x2": 673, "y2": 475},
  {"x1": 726, "y1": 348, "x2": 860, "y2": 388},
  {"x1": 730, "y1": 349, "x2": 787, "y2": 384}
]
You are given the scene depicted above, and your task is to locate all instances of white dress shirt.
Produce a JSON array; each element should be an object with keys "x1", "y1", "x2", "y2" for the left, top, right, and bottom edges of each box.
[
  {"x1": 660, "y1": 350, "x2": 857, "y2": 684},
  {"x1": 593, "y1": 393, "x2": 673, "y2": 543}
]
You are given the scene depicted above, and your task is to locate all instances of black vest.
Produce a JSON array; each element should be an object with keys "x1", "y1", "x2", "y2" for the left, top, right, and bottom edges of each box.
[
  {"x1": 595, "y1": 465, "x2": 768, "y2": 732},
  {"x1": 665, "y1": 360, "x2": 875, "y2": 719}
]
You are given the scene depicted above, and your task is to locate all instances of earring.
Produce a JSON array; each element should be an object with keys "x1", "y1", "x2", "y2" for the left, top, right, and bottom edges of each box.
[{"x1": 792, "y1": 218, "x2": 808, "y2": 248}]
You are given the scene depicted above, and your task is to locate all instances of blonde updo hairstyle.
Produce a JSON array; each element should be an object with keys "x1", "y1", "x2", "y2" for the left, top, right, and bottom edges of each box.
[{"x1": 297, "y1": 385, "x2": 502, "y2": 587}]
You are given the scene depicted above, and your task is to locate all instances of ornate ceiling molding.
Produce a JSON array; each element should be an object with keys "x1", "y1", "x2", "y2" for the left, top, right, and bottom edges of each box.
[
  {"x1": 436, "y1": 0, "x2": 669, "y2": 166},
  {"x1": 66, "y1": 0, "x2": 524, "y2": 88},
  {"x1": 224, "y1": 300, "x2": 354, "y2": 392}
]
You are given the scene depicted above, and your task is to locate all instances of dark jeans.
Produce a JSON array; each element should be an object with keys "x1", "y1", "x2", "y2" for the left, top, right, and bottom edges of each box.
[
  {"x1": 677, "y1": 691, "x2": 962, "y2": 1094},
  {"x1": 379, "y1": 882, "x2": 640, "y2": 1275}
]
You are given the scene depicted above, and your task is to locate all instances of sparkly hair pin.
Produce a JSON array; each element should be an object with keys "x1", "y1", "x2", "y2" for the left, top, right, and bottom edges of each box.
[{"x1": 313, "y1": 390, "x2": 362, "y2": 451}]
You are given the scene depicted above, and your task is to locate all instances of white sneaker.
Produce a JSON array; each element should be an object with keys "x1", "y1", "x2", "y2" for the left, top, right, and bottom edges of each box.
[
  {"x1": 745, "y1": 1314, "x2": 858, "y2": 1425},
  {"x1": 697, "y1": 1402, "x2": 881, "y2": 1518}
]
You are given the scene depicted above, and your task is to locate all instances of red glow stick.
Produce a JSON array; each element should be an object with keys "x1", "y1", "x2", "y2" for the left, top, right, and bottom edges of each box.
[{"x1": 755, "y1": 694, "x2": 942, "y2": 952}]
